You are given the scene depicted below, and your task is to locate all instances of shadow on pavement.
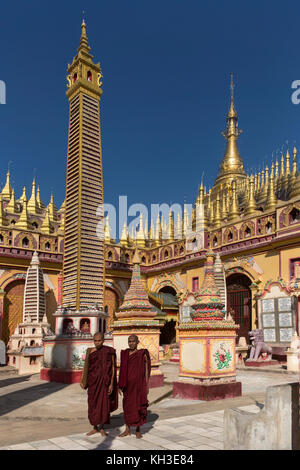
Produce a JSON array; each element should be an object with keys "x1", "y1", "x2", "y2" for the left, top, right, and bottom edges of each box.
[
  {"x1": 0, "y1": 381, "x2": 69, "y2": 417},
  {"x1": 93, "y1": 411, "x2": 159, "y2": 450},
  {"x1": 0, "y1": 375, "x2": 33, "y2": 389}
]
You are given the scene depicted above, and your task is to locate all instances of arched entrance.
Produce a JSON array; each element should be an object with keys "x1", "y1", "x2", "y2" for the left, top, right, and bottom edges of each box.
[
  {"x1": 159, "y1": 286, "x2": 177, "y2": 296},
  {"x1": 226, "y1": 273, "x2": 252, "y2": 343},
  {"x1": 2, "y1": 280, "x2": 25, "y2": 344},
  {"x1": 158, "y1": 286, "x2": 178, "y2": 345},
  {"x1": 160, "y1": 319, "x2": 176, "y2": 345},
  {"x1": 104, "y1": 287, "x2": 120, "y2": 332}
]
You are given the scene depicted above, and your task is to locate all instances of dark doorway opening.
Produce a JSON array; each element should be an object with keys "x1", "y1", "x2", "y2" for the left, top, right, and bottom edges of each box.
[
  {"x1": 226, "y1": 273, "x2": 252, "y2": 343},
  {"x1": 160, "y1": 320, "x2": 176, "y2": 345}
]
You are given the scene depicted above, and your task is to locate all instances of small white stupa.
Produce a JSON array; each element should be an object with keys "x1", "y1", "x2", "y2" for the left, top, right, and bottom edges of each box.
[{"x1": 7, "y1": 251, "x2": 51, "y2": 374}]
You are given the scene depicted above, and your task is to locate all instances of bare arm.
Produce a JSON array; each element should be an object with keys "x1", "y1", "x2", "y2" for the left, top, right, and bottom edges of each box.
[
  {"x1": 109, "y1": 355, "x2": 115, "y2": 394},
  {"x1": 80, "y1": 348, "x2": 91, "y2": 389},
  {"x1": 145, "y1": 354, "x2": 149, "y2": 393}
]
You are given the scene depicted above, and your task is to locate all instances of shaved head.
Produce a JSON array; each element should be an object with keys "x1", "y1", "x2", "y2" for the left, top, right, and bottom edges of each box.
[
  {"x1": 94, "y1": 332, "x2": 104, "y2": 341},
  {"x1": 128, "y1": 334, "x2": 139, "y2": 342}
]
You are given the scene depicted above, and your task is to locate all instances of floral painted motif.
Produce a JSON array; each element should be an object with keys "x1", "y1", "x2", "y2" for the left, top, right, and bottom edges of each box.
[{"x1": 214, "y1": 345, "x2": 232, "y2": 370}]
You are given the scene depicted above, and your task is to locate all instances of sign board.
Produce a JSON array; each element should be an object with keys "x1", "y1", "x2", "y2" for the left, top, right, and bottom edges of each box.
[
  {"x1": 23, "y1": 347, "x2": 44, "y2": 357},
  {"x1": 0, "y1": 340, "x2": 6, "y2": 365}
]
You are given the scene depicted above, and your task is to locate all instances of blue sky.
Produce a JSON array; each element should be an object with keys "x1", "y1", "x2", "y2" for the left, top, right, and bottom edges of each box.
[{"x1": 0, "y1": 0, "x2": 299, "y2": 218}]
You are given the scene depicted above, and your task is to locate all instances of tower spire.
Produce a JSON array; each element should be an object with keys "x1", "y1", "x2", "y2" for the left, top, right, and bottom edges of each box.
[{"x1": 214, "y1": 74, "x2": 246, "y2": 192}]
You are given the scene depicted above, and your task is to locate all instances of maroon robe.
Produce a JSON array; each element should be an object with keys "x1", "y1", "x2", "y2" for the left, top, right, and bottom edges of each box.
[
  {"x1": 118, "y1": 348, "x2": 151, "y2": 427},
  {"x1": 86, "y1": 346, "x2": 118, "y2": 426}
]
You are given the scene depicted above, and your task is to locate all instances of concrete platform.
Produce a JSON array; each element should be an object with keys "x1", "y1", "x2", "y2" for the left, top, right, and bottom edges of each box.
[{"x1": 0, "y1": 361, "x2": 298, "y2": 447}]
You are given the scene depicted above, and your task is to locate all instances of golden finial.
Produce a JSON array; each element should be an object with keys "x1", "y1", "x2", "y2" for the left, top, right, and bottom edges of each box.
[
  {"x1": 221, "y1": 192, "x2": 228, "y2": 220},
  {"x1": 15, "y1": 194, "x2": 30, "y2": 230},
  {"x1": 47, "y1": 192, "x2": 58, "y2": 222},
  {"x1": 286, "y1": 149, "x2": 291, "y2": 175},
  {"x1": 36, "y1": 186, "x2": 45, "y2": 211},
  {"x1": 227, "y1": 180, "x2": 239, "y2": 221},
  {"x1": 244, "y1": 175, "x2": 257, "y2": 216},
  {"x1": 280, "y1": 153, "x2": 285, "y2": 176},
  {"x1": 214, "y1": 194, "x2": 222, "y2": 228},
  {"x1": 265, "y1": 165, "x2": 277, "y2": 211},
  {"x1": 1, "y1": 169, "x2": 12, "y2": 200},
  {"x1": 214, "y1": 74, "x2": 246, "y2": 189},
  {"x1": 168, "y1": 210, "x2": 175, "y2": 242},
  {"x1": 41, "y1": 207, "x2": 52, "y2": 235},
  {"x1": 119, "y1": 221, "x2": 128, "y2": 247},
  {"x1": 6, "y1": 188, "x2": 17, "y2": 213},
  {"x1": 27, "y1": 178, "x2": 38, "y2": 215}
]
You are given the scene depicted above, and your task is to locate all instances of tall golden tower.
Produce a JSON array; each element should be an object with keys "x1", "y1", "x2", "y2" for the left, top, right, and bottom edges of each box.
[
  {"x1": 63, "y1": 20, "x2": 105, "y2": 310},
  {"x1": 213, "y1": 74, "x2": 247, "y2": 197}
]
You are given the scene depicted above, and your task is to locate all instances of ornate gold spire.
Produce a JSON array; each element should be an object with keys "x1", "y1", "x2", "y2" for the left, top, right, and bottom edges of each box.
[
  {"x1": 136, "y1": 213, "x2": 146, "y2": 248},
  {"x1": 27, "y1": 179, "x2": 38, "y2": 214},
  {"x1": 259, "y1": 166, "x2": 269, "y2": 201},
  {"x1": 104, "y1": 214, "x2": 114, "y2": 243},
  {"x1": 47, "y1": 193, "x2": 58, "y2": 222},
  {"x1": 265, "y1": 163, "x2": 277, "y2": 211},
  {"x1": 244, "y1": 175, "x2": 257, "y2": 216},
  {"x1": 290, "y1": 146, "x2": 300, "y2": 199},
  {"x1": 6, "y1": 188, "x2": 17, "y2": 213},
  {"x1": 214, "y1": 194, "x2": 222, "y2": 228},
  {"x1": 41, "y1": 207, "x2": 52, "y2": 235},
  {"x1": 289, "y1": 146, "x2": 298, "y2": 197},
  {"x1": 168, "y1": 210, "x2": 174, "y2": 242},
  {"x1": 227, "y1": 180, "x2": 239, "y2": 221},
  {"x1": 1, "y1": 171, "x2": 12, "y2": 200},
  {"x1": 15, "y1": 189, "x2": 30, "y2": 230},
  {"x1": 214, "y1": 74, "x2": 246, "y2": 191},
  {"x1": 58, "y1": 211, "x2": 65, "y2": 235},
  {"x1": 36, "y1": 186, "x2": 45, "y2": 211},
  {"x1": 119, "y1": 222, "x2": 128, "y2": 247},
  {"x1": 0, "y1": 195, "x2": 7, "y2": 226}
]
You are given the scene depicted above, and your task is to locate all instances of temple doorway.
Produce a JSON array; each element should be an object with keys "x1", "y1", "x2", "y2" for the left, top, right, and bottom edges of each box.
[
  {"x1": 159, "y1": 286, "x2": 177, "y2": 296},
  {"x1": 2, "y1": 280, "x2": 25, "y2": 344},
  {"x1": 104, "y1": 287, "x2": 120, "y2": 332},
  {"x1": 226, "y1": 273, "x2": 252, "y2": 343},
  {"x1": 160, "y1": 319, "x2": 176, "y2": 345}
]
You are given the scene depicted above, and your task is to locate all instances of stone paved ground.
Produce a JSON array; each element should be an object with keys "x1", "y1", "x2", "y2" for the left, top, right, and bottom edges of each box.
[
  {"x1": 0, "y1": 405, "x2": 260, "y2": 450},
  {"x1": 0, "y1": 362, "x2": 298, "y2": 449}
]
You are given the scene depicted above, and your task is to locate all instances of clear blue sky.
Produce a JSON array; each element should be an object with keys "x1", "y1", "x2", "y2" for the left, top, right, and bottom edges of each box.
[{"x1": 0, "y1": 0, "x2": 299, "y2": 217}]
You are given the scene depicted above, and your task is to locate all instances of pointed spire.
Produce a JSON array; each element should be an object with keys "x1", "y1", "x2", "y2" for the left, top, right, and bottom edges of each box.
[
  {"x1": 6, "y1": 188, "x2": 17, "y2": 213},
  {"x1": 47, "y1": 193, "x2": 58, "y2": 222},
  {"x1": 119, "y1": 222, "x2": 128, "y2": 247},
  {"x1": 78, "y1": 18, "x2": 92, "y2": 56},
  {"x1": 0, "y1": 195, "x2": 7, "y2": 226},
  {"x1": 286, "y1": 149, "x2": 291, "y2": 176},
  {"x1": 1, "y1": 171, "x2": 12, "y2": 200},
  {"x1": 265, "y1": 164, "x2": 277, "y2": 211},
  {"x1": 214, "y1": 194, "x2": 222, "y2": 228},
  {"x1": 244, "y1": 175, "x2": 257, "y2": 216},
  {"x1": 36, "y1": 186, "x2": 45, "y2": 211},
  {"x1": 58, "y1": 211, "x2": 65, "y2": 235},
  {"x1": 136, "y1": 213, "x2": 146, "y2": 248},
  {"x1": 41, "y1": 207, "x2": 52, "y2": 235},
  {"x1": 27, "y1": 178, "x2": 38, "y2": 214},
  {"x1": 168, "y1": 210, "x2": 174, "y2": 242},
  {"x1": 104, "y1": 214, "x2": 113, "y2": 243},
  {"x1": 227, "y1": 180, "x2": 240, "y2": 221},
  {"x1": 115, "y1": 249, "x2": 157, "y2": 320},
  {"x1": 289, "y1": 146, "x2": 299, "y2": 198},
  {"x1": 15, "y1": 193, "x2": 30, "y2": 230},
  {"x1": 214, "y1": 74, "x2": 246, "y2": 189}
]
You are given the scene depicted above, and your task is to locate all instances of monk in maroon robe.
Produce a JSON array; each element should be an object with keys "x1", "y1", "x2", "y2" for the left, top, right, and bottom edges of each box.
[
  {"x1": 80, "y1": 332, "x2": 118, "y2": 436},
  {"x1": 118, "y1": 335, "x2": 151, "y2": 439}
]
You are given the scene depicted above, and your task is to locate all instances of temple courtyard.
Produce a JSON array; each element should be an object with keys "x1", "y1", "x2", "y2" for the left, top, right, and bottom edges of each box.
[{"x1": 0, "y1": 362, "x2": 298, "y2": 450}]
